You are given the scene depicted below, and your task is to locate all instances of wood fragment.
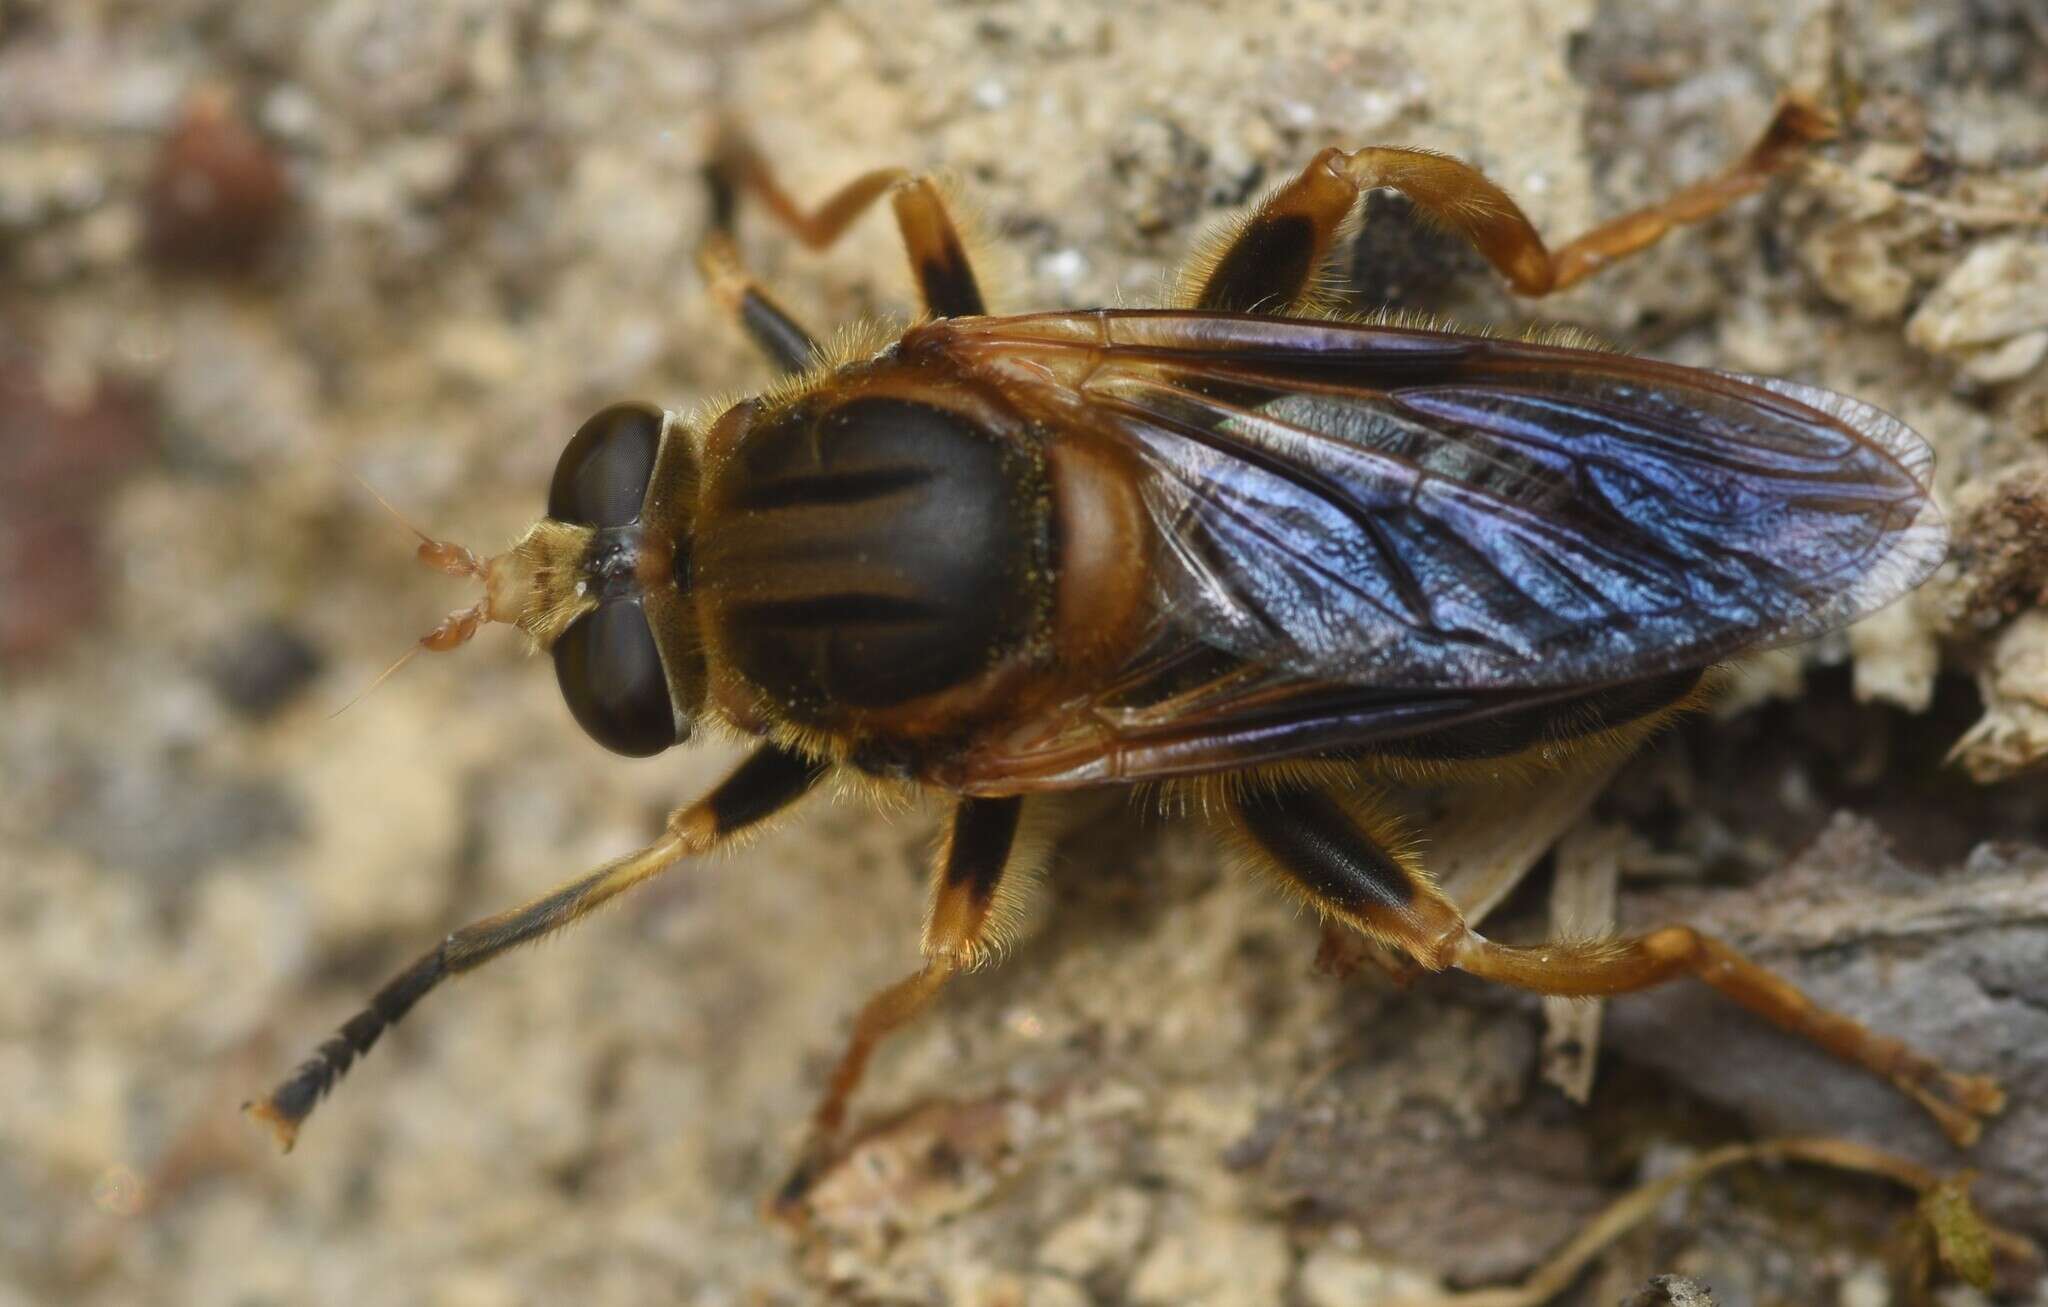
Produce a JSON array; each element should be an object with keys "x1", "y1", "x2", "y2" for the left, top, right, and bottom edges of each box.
[
  {"x1": 1383, "y1": 1138, "x2": 2019, "y2": 1307},
  {"x1": 1541, "y1": 821, "x2": 1624, "y2": 1103}
]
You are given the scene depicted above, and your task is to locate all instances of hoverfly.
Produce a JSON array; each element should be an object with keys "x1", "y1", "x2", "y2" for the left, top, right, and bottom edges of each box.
[{"x1": 250, "y1": 96, "x2": 2002, "y2": 1211}]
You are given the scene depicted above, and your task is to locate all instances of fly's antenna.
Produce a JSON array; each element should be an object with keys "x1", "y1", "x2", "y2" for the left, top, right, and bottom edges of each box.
[
  {"x1": 331, "y1": 465, "x2": 501, "y2": 716},
  {"x1": 329, "y1": 644, "x2": 421, "y2": 721},
  {"x1": 326, "y1": 600, "x2": 491, "y2": 719},
  {"x1": 345, "y1": 465, "x2": 485, "y2": 581}
]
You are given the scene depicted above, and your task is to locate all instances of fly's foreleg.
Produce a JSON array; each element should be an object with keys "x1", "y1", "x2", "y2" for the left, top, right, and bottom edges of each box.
[
  {"x1": 696, "y1": 228, "x2": 823, "y2": 377},
  {"x1": 701, "y1": 122, "x2": 988, "y2": 360},
  {"x1": 247, "y1": 743, "x2": 828, "y2": 1152},
  {"x1": 1219, "y1": 776, "x2": 2006, "y2": 1148},
  {"x1": 773, "y1": 794, "x2": 1045, "y2": 1220}
]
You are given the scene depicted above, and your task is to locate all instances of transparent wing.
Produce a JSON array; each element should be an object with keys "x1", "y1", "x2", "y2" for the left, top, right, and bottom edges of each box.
[
  {"x1": 945, "y1": 311, "x2": 1945, "y2": 691},
  {"x1": 940, "y1": 636, "x2": 1703, "y2": 793}
]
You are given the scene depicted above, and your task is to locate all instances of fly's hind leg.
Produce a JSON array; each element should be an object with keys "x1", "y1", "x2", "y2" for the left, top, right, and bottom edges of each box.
[
  {"x1": 1219, "y1": 777, "x2": 2006, "y2": 1148},
  {"x1": 1455, "y1": 927, "x2": 2006, "y2": 1146},
  {"x1": 773, "y1": 794, "x2": 1048, "y2": 1219},
  {"x1": 699, "y1": 124, "x2": 987, "y2": 373},
  {"x1": 1224, "y1": 782, "x2": 1470, "y2": 969},
  {"x1": 1180, "y1": 95, "x2": 1833, "y2": 312}
]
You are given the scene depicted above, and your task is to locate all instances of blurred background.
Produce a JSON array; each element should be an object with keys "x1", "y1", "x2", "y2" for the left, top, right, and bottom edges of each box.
[{"x1": 3, "y1": 1, "x2": 2046, "y2": 1303}]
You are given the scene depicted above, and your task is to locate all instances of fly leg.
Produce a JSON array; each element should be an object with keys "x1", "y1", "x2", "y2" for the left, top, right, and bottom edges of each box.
[
  {"x1": 1455, "y1": 926, "x2": 2006, "y2": 1147},
  {"x1": 1340, "y1": 94, "x2": 1833, "y2": 296},
  {"x1": 1219, "y1": 777, "x2": 2006, "y2": 1148},
  {"x1": 772, "y1": 794, "x2": 1043, "y2": 1220},
  {"x1": 1183, "y1": 95, "x2": 1832, "y2": 311},
  {"x1": 701, "y1": 123, "x2": 987, "y2": 371},
  {"x1": 246, "y1": 743, "x2": 827, "y2": 1151},
  {"x1": 695, "y1": 229, "x2": 823, "y2": 377},
  {"x1": 1180, "y1": 143, "x2": 1371, "y2": 313}
]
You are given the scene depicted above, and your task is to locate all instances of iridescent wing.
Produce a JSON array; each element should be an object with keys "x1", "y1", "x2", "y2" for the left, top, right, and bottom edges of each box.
[
  {"x1": 928, "y1": 311, "x2": 1944, "y2": 792},
  {"x1": 940, "y1": 637, "x2": 1706, "y2": 792},
  {"x1": 944, "y1": 311, "x2": 1944, "y2": 689}
]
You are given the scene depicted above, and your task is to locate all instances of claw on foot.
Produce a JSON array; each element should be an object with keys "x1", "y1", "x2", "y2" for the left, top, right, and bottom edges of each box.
[
  {"x1": 1915, "y1": 1071, "x2": 2007, "y2": 1148},
  {"x1": 241, "y1": 1097, "x2": 302, "y2": 1154}
]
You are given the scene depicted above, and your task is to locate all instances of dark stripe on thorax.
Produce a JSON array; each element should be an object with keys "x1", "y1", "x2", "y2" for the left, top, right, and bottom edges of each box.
[
  {"x1": 730, "y1": 591, "x2": 946, "y2": 631},
  {"x1": 729, "y1": 464, "x2": 934, "y2": 511}
]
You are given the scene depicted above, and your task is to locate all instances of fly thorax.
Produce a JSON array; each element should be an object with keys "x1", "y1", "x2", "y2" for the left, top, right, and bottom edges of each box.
[{"x1": 698, "y1": 391, "x2": 1052, "y2": 722}]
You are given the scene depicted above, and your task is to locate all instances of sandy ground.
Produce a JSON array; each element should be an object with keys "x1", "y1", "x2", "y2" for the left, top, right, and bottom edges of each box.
[{"x1": 4, "y1": 1, "x2": 2048, "y2": 1304}]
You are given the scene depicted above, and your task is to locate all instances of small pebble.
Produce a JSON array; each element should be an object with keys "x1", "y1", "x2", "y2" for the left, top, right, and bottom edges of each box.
[
  {"x1": 203, "y1": 619, "x2": 325, "y2": 719},
  {"x1": 145, "y1": 88, "x2": 292, "y2": 271}
]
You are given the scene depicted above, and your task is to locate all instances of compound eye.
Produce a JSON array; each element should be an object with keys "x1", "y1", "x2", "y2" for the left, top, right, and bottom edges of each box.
[
  {"x1": 552, "y1": 600, "x2": 684, "y2": 757},
  {"x1": 548, "y1": 402, "x2": 665, "y2": 527}
]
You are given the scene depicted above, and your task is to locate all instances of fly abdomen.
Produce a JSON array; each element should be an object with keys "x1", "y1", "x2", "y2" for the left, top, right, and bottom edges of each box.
[{"x1": 701, "y1": 392, "x2": 1051, "y2": 718}]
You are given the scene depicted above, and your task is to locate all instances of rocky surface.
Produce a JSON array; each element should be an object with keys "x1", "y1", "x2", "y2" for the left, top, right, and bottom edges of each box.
[{"x1": 4, "y1": 1, "x2": 2046, "y2": 1304}]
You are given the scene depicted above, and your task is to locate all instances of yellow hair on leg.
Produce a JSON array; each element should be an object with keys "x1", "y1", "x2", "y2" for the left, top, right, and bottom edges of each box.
[
  {"x1": 917, "y1": 170, "x2": 1017, "y2": 317},
  {"x1": 1168, "y1": 178, "x2": 1362, "y2": 317},
  {"x1": 1206, "y1": 774, "x2": 1464, "y2": 967},
  {"x1": 921, "y1": 795, "x2": 1068, "y2": 972}
]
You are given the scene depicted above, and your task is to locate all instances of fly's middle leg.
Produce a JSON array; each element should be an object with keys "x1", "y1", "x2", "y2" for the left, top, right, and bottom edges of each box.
[
  {"x1": 1180, "y1": 95, "x2": 1832, "y2": 312},
  {"x1": 771, "y1": 794, "x2": 1048, "y2": 1221}
]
